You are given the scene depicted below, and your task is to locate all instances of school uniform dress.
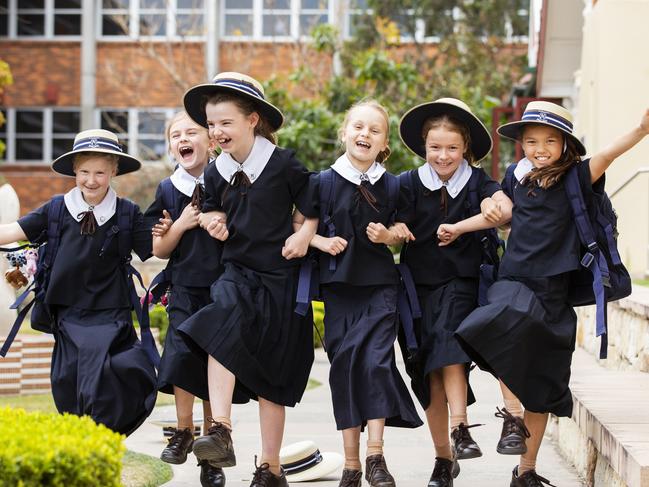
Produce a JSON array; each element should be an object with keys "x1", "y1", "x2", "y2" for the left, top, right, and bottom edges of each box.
[
  {"x1": 145, "y1": 165, "x2": 228, "y2": 402},
  {"x1": 306, "y1": 154, "x2": 422, "y2": 431},
  {"x1": 178, "y1": 136, "x2": 315, "y2": 407},
  {"x1": 456, "y1": 158, "x2": 595, "y2": 417},
  {"x1": 17, "y1": 187, "x2": 157, "y2": 435},
  {"x1": 398, "y1": 161, "x2": 500, "y2": 410}
]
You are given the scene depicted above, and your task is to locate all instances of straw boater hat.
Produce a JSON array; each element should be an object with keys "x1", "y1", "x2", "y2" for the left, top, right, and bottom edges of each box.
[
  {"x1": 183, "y1": 72, "x2": 284, "y2": 131},
  {"x1": 497, "y1": 101, "x2": 586, "y2": 156},
  {"x1": 399, "y1": 97, "x2": 493, "y2": 162},
  {"x1": 51, "y1": 129, "x2": 141, "y2": 177},
  {"x1": 279, "y1": 441, "x2": 343, "y2": 482}
]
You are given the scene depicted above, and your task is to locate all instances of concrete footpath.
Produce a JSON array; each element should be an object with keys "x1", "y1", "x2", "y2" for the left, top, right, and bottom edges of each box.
[{"x1": 126, "y1": 349, "x2": 584, "y2": 486}]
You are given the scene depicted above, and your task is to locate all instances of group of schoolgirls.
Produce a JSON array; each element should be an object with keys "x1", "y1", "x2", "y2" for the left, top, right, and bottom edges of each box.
[{"x1": 1, "y1": 68, "x2": 647, "y2": 487}]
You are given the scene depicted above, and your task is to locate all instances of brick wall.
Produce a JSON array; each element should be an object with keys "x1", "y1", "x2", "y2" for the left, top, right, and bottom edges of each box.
[
  {"x1": 0, "y1": 165, "x2": 75, "y2": 214},
  {"x1": 0, "y1": 335, "x2": 54, "y2": 396}
]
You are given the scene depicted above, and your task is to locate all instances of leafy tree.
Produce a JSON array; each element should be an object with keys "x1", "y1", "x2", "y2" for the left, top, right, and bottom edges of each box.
[{"x1": 0, "y1": 60, "x2": 13, "y2": 159}]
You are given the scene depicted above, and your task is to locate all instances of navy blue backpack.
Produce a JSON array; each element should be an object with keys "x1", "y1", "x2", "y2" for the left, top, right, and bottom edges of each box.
[{"x1": 503, "y1": 162, "x2": 631, "y2": 359}]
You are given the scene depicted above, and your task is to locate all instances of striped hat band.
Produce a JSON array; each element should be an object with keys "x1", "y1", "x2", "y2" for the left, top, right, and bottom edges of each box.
[
  {"x1": 521, "y1": 110, "x2": 574, "y2": 133},
  {"x1": 212, "y1": 78, "x2": 265, "y2": 100},
  {"x1": 73, "y1": 137, "x2": 123, "y2": 153},
  {"x1": 282, "y1": 450, "x2": 323, "y2": 475}
]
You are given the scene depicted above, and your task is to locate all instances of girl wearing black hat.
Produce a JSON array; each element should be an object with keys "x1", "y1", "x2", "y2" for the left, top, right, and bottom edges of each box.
[
  {"x1": 457, "y1": 102, "x2": 649, "y2": 487},
  {"x1": 177, "y1": 72, "x2": 318, "y2": 487},
  {"x1": 397, "y1": 98, "x2": 512, "y2": 487}
]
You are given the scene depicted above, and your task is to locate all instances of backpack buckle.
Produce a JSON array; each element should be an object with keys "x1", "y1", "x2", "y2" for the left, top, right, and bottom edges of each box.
[
  {"x1": 602, "y1": 275, "x2": 612, "y2": 288},
  {"x1": 587, "y1": 242, "x2": 599, "y2": 254},
  {"x1": 581, "y1": 252, "x2": 595, "y2": 268}
]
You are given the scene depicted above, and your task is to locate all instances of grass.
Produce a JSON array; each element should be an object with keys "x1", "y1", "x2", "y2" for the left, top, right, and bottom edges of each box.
[
  {"x1": 633, "y1": 279, "x2": 649, "y2": 287},
  {"x1": 121, "y1": 450, "x2": 173, "y2": 487}
]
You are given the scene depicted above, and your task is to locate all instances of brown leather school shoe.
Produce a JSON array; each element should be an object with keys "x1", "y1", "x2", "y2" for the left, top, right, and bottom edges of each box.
[
  {"x1": 510, "y1": 466, "x2": 557, "y2": 487},
  {"x1": 427, "y1": 457, "x2": 460, "y2": 487},
  {"x1": 339, "y1": 468, "x2": 362, "y2": 487},
  {"x1": 249, "y1": 459, "x2": 288, "y2": 487},
  {"x1": 160, "y1": 427, "x2": 194, "y2": 464},
  {"x1": 192, "y1": 417, "x2": 236, "y2": 468},
  {"x1": 496, "y1": 407, "x2": 531, "y2": 455},
  {"x1": 365, "y1": 454, "x2": 395, "y2": 487},
  {"x1": 450, "y1": 423, "x2": 483, "y2": 460},
  {"x1": 199, "y1": 460, "x2": 226, "y2": 487}
]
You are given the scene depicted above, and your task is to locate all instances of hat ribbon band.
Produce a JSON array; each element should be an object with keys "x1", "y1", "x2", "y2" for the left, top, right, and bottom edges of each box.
[
  {"x1": 522, "y1": 110, "x2": 573, "y2": 132},
  {"x1": 73, "y1": 137, "x2": 123, "y2": 153},
  {"x1": 282, "y1": 450, "x2": 323, "y2": 474},
  {"x1": 214, "y1": 79, "x2": 265, "y2": 100}
]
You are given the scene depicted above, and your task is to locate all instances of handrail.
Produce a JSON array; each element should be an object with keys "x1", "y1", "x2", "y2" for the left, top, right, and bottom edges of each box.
[{"x1": 609, "y1": 167, "x2": 649, "y2": 198}]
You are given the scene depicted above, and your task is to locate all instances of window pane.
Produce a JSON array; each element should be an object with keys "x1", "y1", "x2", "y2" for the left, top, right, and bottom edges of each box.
[
  {"x1": 263, "y1": 14, "x2": 290, "y2": 36},
  {"x1": 16, "y1": 111, "x2": 43, "y2": 134},
  {"x1": 16, "y1": 139, "x2": 43, "y2": 160},
  {"x1": 54, "y1": 14, "x2": 81, "y2": 35},
  {"x1": 300, "y1": 14, "x2": 326, "y2": 35},
  {"x1": 17, "y1": 14, "x2": 45, "y2": 36},
  {"x1": 224, "y1": 14, "x2": 252, "y2": 36},
  {"x1": 178, "y1": 0, "x2": 203, "y2": 7},
  {"x1": 349, "y1": 0, "x2": 367, "y2": 8},
  {"x1": 225, "y1": 0, "x2": 251, "y2": 7},
  {"x1": 19, "y1": 0, "x2": 44, "y2": 8},
  {"x1": 138, "y1": 138, "x2": 165, "y2": 160},
  {"x1": 140, "y1": 14, "x2": 166, "y2": 35},
  {"x1": 177, "y1": 14, "x2": 204, "y2": 36},
  {"x1": 0, "y1": 15, "x2": 7, "y2": 37},
  {"x1": 53, "y1": 111, "x2": 80, "y2": 134},
  {"x1": 55, "y1": 0, "x2": 81, "y2": 7},
  {"x1": 0, "y1": 0, "x2": 8, "y2": 8},
  {"x1": 140, "y1": 0, "x2": 164, "y2": 7},
  {"x1": 52, "y1": 137, "x2": 74, "y2": 158},
  {"x1": 103, "y1": 0, "x2": 129, "y2": 7},
  {"x1": 102, "y1": 14, "x2": 129, "y2": 35},
  {"x1": 101, "y1": 111, "x2": 128, "y2": 133},
  {"x1": 301, "y1": 0, "x2": 327, "y2": 8},
  {"x1": 263, "y1": 0, "x2": 289, "y2": 8},
  {"x1": 139, "y1": 112, "x2": 166, "y2": 134}
]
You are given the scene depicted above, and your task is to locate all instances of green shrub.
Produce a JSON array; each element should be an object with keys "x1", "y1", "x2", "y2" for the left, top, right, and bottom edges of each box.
[
  {"x1": 0, "y1": 407, "x2": 125, "y2": 486},
  {"x1": 312, "y1": 301, "x2": 325, "y2": 349},
  {"x1": 148, "y1": 304, "x2": 169, "y2": 343}
]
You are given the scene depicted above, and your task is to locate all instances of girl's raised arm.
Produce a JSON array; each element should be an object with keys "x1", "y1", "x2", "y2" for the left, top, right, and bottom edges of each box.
[{"x1": 0, "y1": 222, "x2": 27, "y2": 246}]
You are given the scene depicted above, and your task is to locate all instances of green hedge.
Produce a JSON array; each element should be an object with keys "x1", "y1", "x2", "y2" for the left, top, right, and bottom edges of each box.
[
  {"x1": 0, "y1": 407, "x2": 125, "y2": 486},
  {"x1": 312, "y1": 301, "x2": 325, "y2": 349}
]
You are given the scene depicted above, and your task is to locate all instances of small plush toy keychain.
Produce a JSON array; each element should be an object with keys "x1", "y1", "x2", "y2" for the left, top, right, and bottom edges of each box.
[{"x1": 5, "y1": 251, "x2": 28, "y2": 289}]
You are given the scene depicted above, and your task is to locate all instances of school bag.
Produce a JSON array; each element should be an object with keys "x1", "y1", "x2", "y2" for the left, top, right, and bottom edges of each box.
[
  {"x1": 0, "y1": 195, "x2": 161, "y2": 368},
  {"x1": 502, "y1": 161, "x2": 631, "y2": 359}
]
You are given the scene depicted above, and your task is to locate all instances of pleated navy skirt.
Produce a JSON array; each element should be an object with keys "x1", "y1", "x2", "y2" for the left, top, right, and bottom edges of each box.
[
  {"x1": 51, "y1": 306, "x2": 158, "y2": 436},
  {"x1": 178, "y1": 262, "x2": 314, "y2": 407},
  {"x1": 455, "y1": 275, "x2": 576, "y2": 417},
  {"x1": 402, "y1": 278, "x2": 477, "y2": 410},
  {"x1": 322, "y1": 283, "x2": 423, "y2": 431}
]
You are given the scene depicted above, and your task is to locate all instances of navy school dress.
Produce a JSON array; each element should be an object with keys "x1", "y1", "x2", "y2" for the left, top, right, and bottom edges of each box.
[
  {"x1": 177, "y1": 139, "x2": 315, "y2": 408},
  {"x1": 17, "y1": 190, "x2": 157, "y2": 436},
  {"x1": 144, "y1": 171, "x2": 247, "y2": 404},
  {"x1": 397, "y1": 162, "x2": 500, "y2": 409},
  {"x1": 305, "y1": 158, "x2": 422, "y2": 431},
  {"x1": 456, "y1": 158, "x2": 597, "y2": 417}
]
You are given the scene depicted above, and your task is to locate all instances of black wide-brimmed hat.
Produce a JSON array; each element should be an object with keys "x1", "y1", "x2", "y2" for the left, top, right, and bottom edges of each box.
[
  {"x1": 399, "y1": 97, "x2": 493, "y2": 161},
  {"x1": 497, "y1": 101, "x2": 586, "y2": 156},
  {"x1": 51, "y1": 129, "x2": 141, "y2": 177},
  {"x1": 183, "y1": 71, "x2": 284, "y2": 131}
]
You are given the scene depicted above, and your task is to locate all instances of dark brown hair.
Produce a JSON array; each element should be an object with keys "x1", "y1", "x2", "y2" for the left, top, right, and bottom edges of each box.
[
  {"x1": 421, "y1": 114, "x2": 476, "y2": 166},
  {"x1": 203, "y1": 92, "x2": 276, "y2": 144}
]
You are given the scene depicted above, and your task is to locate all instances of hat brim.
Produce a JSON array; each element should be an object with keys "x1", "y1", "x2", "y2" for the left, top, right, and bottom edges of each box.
[
  {"x1": 183, "y1": 83, "x2": 284, "y2": 131},
  {"x1": 51, "y1": 149, "x2": 141, "y2": 177},
  {"x1": 284, "y1": 452, "x2": 343, "y2": 483},
  {"x1": 497, "y1": 121, "x2": 587, "y2": 156},
  {"x1": 399, "y1": 101, "x2": 493, "y2": 162}
]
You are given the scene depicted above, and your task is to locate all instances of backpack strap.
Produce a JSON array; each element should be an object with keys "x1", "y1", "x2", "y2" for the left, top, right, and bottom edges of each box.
[
  {"x1": 396, "y1": 263, "x2": 421, "y2": 357},
  {"x1": 1, "y1": 196, "x2": 66, "y2": 356},
  {"x1": 503, "y1": 164, "x2": 517, "y2": 201},
  {"x1": 319, "y1": 169, "x2": 338, "y2": 272},
  {"x1": 384, "y1": 172, "x2": 400, "y2": 226},
  {"x1": 160, "y1": 177, "x2": 180, "y2": 221},
  {"x1": 564, "y1": 166, "x2": 609, "y2": 359}
]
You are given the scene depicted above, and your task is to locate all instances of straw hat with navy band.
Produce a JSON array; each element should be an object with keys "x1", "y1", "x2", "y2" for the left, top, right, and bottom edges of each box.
[
  {"x1": 497, "y1": 101, "x2": 586, "y2": 156},
  {"x1": 51, "y1": 129, "x2": 141, "y2": 177},
  {"x1": 279, "y1": 441, "x2": 343, "y2": 482},
  {"x1": 183, "y1": 72, "x2": 284, "y2": 131},
  {"x1": 399, "y1": 97, "x2": 493, "y2": 162}
]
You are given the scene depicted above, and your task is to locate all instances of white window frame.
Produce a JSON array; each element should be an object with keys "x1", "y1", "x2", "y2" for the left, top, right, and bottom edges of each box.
[{"x1": 1, "y1": 0, "x2": 82, "y2": 40}]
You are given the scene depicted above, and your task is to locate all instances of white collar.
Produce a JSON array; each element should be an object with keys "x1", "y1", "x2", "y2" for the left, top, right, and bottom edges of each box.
[
  {"x1": 170, "y1": 165, "x2": 205, "y2": 197},
  {"x1": 417, "y1": 159, "x2": 472, "y2": 198},
  {"x1": 64, "y1": 186, "x2": 117, "y2": 226},
  {"x1": 215, "y1": 136, "x2": 276, "y2": 185},
  {"x1": 513, "y1": 157, "x2": 535, "y2": 182},
  {"x1": 331, "y1": 153, "x2": 386, "y2": 185}
]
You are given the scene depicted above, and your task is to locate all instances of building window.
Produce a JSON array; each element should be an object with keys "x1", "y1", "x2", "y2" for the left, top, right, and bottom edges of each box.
[
  {"x1": 222, "y1": 0, "x2": 331, "y2": 40},
  {"x1": 0, "y1": 0, "x2": 81, "y2": 38},
  {"x1": 100, "y1": 0, "x2": 205, "y2": 39},
  {"x1": 0, "y1": 108, "x2": 80, "y2": 163}
]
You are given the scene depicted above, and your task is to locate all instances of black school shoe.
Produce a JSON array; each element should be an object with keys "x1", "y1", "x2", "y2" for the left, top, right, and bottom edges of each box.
[
  {"x1": 510, "y1": 466, "x2": 557, "y2": 487},
  {"x1": 427, "y1": 457, "x2": 460, "y2": 487},
  {"x1": 338, "y1": 468, "x2": 363, "y2": 487},
  {"x1": 365, "y1": 454, "x2": 396, "y2": 487},
  {"x1": 496, "y1": 407, "x2": 531, "y2": 455},
  {"x1": 192, "y1": 418, "x2": 237, "y2": 468},
  {"x1": 160, "y1": 427, "x2": 194, "y2": 464},
  {"x1": 249, "y1": 459, "x2": 288, "y2": 487},
  {"x1": 450, "y1": 423, "x2": 483, "y2": 460},
  {"x1": 199, "y1": 460, "x2": 226, "y2": 487}
]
